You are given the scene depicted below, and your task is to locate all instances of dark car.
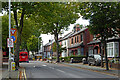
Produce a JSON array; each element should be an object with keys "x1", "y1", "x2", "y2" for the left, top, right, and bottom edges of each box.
[{"x1": 88, "y1": 54, "x2": 102, "y2": 66}]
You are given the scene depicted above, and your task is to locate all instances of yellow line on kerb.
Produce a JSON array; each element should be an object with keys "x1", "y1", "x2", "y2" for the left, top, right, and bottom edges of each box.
[{"x1": 24, "y1": 68, "x2": 27, "y2": 80}]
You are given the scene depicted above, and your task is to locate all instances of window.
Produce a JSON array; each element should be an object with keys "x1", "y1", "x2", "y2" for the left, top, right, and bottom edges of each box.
[
  {"x1": 88, "y1": 46, "x2": 93, "y2": 56},
  {"x1": 77, "y1": 48, "x2": 80, "y2": 55},
  {"x1": 64, "y1": 41, "x2": 66, "y2": 45},
  {"x1": 81, "y1": 48, "x2": 84, "y2": 55},
  {"x1": 75, "y1": 37, "x2": 76, "y2": 43},
  {"x1": 107, "y1": 42, "x2": 113, "y2": 57},
  {"x1": 71, "y1": 38, "x2": 73, "y2": 44},
  {"x1": 107, "y1": 42, "x2": 119, "y2": 57},
  {"x1": 81, "y1": 33, "x2": 83, "y2": 41},
  {"x1": 115, "y1": 42, "x2": 119, "y2": 57},
  {"x1": 21, "y1": 54, "x2": 27, "y2": 56},
  {"x1": 77, "y1": 36, "x2": 79, "y2": 42}
]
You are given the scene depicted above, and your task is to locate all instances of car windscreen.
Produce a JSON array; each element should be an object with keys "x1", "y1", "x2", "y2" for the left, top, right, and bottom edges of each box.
[
  {"x1": 94, "y1": 55, "x2": 101, "y2": 59},
  {"x1": 20, "y1": 53, "x2": 27, "y2": 56}
]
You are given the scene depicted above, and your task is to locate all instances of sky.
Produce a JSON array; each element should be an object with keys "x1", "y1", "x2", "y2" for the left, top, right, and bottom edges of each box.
[{"x1": 41, "y1": 17, "x2": 89, "y2": 45}]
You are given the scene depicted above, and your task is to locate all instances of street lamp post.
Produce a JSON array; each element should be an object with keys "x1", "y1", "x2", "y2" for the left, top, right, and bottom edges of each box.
[{"x1": 8, "y1": 0, "x2": 11, "y2": 78}]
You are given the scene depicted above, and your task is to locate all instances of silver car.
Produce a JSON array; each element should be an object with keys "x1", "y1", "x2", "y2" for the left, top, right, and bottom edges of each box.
[{"x1": 88, "y1": 54, "x2": 101, "y2": 66}]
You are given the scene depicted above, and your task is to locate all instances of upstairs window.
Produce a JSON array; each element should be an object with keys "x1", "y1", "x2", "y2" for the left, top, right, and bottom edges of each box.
[
  {"x1": 65, "y1": 41, "x2": 66, "y2": 45},
  {"x1": 77, "y1": 36, "x2": 79, "y2": 42},
  {"x1": 71, "y1": 38, "x2": 73, "y2": 44},
  {"x1": 75, "y1": 37, "x2": 76, "y2": 43},
  {"x1": 81, "y1": 33, "x2": 83, "y2": 41}
]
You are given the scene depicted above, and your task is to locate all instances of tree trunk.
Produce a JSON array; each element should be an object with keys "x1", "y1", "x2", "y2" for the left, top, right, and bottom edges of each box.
[
  {"x1": 101, "y1": 42, "x2": 104, "y2": 67},
  {"x1": 54, "y1": 33, "x2": 60, "y2": 63},
  {"x1": 14, "y1": 28, "x2": 21, "y2": 69},
  {"x1": 13, "y1": 10, "x2": 19, "y2": 69},
  {"x1": 104, "y1": 40, "x2": 109, "y2": 70},
  {"x1": 14, "y1": 9, "x2": 25, "y2": 69}
]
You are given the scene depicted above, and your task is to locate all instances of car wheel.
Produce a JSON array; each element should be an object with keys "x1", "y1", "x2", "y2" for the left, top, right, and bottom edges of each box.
[
  {"x1": 82, "y1": 61, "x2": 85, "y2": 64},
  {"x1": 88, "y1": 62, "x2": 91, "y2": 66}
]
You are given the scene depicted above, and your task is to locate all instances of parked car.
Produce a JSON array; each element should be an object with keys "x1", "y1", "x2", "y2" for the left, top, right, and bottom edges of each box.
[{"x1": 88, "y1": 54, "x2": 102, "y2": 66}]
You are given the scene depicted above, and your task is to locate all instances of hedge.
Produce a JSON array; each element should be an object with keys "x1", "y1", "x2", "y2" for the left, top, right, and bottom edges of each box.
[{"x1": 60, "y1": 55, "x2": 87, "y2": 62}]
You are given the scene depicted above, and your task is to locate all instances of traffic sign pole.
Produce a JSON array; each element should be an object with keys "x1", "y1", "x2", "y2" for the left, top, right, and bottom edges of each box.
[{"x1": 8, "y1": 0, "x2": 11, "y2": 79}]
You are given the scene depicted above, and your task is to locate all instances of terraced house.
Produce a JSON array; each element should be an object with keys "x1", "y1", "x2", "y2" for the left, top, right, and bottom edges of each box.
[
  {"x1": 88, "y1": 35, "x2": 120, "y2": 59},
  {"x1": 68, "y1": 24, "x2": 93, "y2": 56}
]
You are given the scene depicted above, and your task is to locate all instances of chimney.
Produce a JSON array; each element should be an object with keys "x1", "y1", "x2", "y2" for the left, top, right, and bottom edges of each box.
[{"x1": 76, "y1": 24, "x2": 80, "y2": 32}]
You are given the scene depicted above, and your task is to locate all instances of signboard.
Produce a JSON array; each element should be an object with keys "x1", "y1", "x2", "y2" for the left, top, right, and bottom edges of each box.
[
  {"x1": 7, "y1": 38, "x2": 13, "y2": 48},
  {"x1": 11, "y1": 62, "x2": 15, "y2": 71},
  {"x1": 11, "y1": 28, "x2": 17, "y2": 43}
]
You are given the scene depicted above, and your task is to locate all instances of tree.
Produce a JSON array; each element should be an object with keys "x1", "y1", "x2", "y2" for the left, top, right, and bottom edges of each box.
[
  {"x1": 33, "y1": 2, "x2": 79, "y2": 62},
  {"x1": 79, "y1": 2, "x2": 120, "y2": 70},
  {"x1": 52, "y1": 42, "x2": 66, "y2": 55},
  {"x1": 27, "y1": 35, "x2": 41, "y2": 53},
  {"x1": 20, "y1": 15, "x2": 41, "y2": 51},
  {"x1": 2, "y1": 15, "x2": 14, "y2": 53},
  {"x1": 2, "y1": 2, "x2": 40, "y2": 68}
]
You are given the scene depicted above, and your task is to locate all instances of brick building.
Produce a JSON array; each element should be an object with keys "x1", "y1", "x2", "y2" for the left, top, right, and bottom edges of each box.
[
  {"x1": 88, "y1": 36, "x2": 120, "y2": 58},
  {"x1": 68, "y1": 24, "x2": 93, "y2": 56}
]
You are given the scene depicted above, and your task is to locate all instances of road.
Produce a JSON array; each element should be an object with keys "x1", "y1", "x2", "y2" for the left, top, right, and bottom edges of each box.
[{"x1": 20, "y1": 61, "x2": 118, "y2": 80}]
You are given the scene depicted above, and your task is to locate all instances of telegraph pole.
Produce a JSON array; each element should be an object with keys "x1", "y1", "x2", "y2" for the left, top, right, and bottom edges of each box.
[{"x1": 8, "y1": 0, "x2": 11, "y2": 78}]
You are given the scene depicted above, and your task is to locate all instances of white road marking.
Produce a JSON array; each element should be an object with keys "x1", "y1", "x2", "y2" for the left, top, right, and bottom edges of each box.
[
  {"x1": 49, "y1": 67, "x2": 55, "y2": 69},
  {"x1": 33, "y1": 66, "x2": 35, "y2": 67},
  {"x1": 42, "y1": 65, "x2": 47, "y2": 66},
  {"x1": 56, "y1": 69, "x2": 66, "y2": 73}
]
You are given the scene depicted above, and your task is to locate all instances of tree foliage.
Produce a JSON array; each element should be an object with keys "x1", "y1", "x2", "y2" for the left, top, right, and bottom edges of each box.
[
  {"x1": 2, "y1": 2, "x2": 41, "y2": 67},
  {"x1": 79, "y1": 2, "x2": 120, "y2": 70},
  {"x1": 33, "y1": 2, "x2": 79, "y2": 62},
  {"x1": 2, "y1": 15, "x2": 14, "y2": 51},
  {"x1": 27, "y1": 35, "x2": 41, "y2": 52},
  {"x1": 80, "y1": 2, "x2": 120, "y2": 36}
]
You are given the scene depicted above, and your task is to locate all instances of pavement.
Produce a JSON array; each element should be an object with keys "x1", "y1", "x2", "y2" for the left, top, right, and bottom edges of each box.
[
  {"x1": 0, "y1": 62, "x2": 22, "y2": 80},
  {"x1": 58, "y1": 62, "x2": 120, "y2": 77}
]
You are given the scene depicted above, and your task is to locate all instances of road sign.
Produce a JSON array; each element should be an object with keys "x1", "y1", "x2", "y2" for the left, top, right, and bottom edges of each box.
[
  {"x1": 7, "y1": 38, "x2": 13, "y2": 48},
  {"x1": 11, "y1": 36, "x2": 16, "y2": 41},
  {"x1": 11, "y1": 28, "x2": 17, "y2": 43},
  {"x1": 11, "y1": 62, "x2": 15, "y2": 71}
]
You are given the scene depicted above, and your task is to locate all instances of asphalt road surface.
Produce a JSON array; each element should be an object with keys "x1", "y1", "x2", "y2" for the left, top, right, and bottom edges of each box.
[{"x1": 20, "y1": 61, "x2": 118, "y2": 80}]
